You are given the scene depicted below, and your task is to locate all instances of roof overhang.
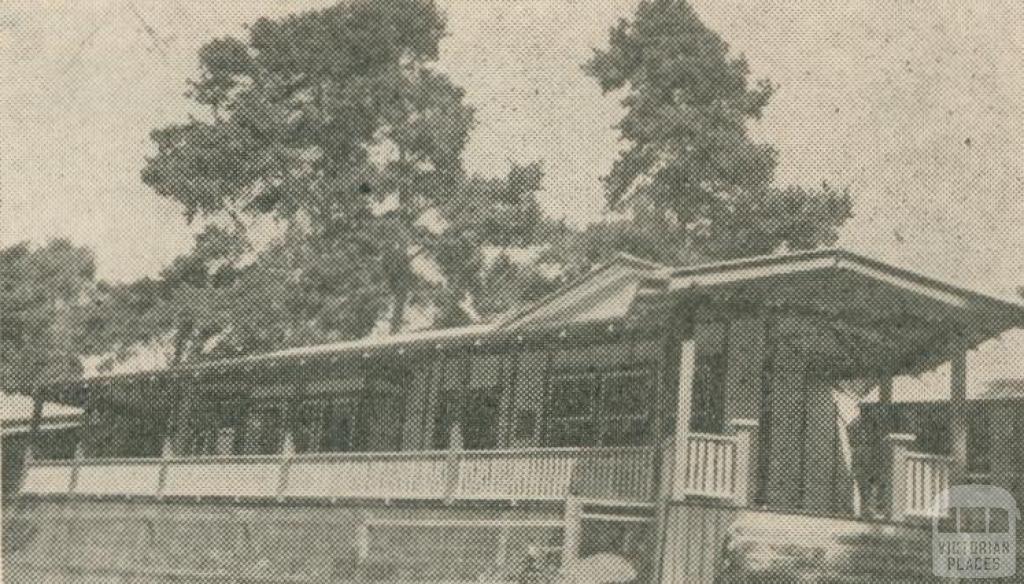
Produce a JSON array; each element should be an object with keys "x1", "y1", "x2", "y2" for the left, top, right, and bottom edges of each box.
[
  {"x1": 639, "y1": 249, "x2": 1020, "y2": 313},
  {"x1": 632, "y1": 249, "x2": 1024, "y2": 376}
]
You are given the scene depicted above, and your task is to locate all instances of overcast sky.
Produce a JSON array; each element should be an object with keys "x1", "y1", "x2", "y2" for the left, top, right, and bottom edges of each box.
[{"x1": 2, "y1": 0, "x2": 1022, "y2": 303}]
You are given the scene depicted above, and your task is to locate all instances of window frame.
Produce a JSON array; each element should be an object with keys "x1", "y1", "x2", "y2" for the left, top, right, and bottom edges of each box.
[{"x1": 542, "y1": 363, "x2": 654, "y2": 448}]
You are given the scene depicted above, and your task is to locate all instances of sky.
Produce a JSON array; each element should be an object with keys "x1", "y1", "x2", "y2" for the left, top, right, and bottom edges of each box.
[
  {"x1": 1, "y1": 0, "x2": 1021, "y2": 293},
  {"x1": 1, "y1": 0, "x2": 1022, "y2": 389}
]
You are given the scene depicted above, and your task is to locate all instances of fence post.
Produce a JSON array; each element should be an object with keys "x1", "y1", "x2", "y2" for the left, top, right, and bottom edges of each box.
[
  {"x1": 651, "y1": 436, "x2": 676, "y2": 584},
  {"x1": 728, "y1": 418, "x2": 759, "y2": 507},
  {"x1": 886, "y1": 433, "x2": 915, "y2": 522}
]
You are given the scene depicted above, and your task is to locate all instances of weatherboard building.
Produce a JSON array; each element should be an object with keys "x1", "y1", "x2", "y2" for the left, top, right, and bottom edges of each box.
[{"x1": 5, "y1": 248, "x2": 1024, "y2": 582}]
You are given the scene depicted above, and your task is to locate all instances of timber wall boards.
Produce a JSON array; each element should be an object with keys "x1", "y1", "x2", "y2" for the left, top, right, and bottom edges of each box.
[{"x1": 2, "y1": 498, "x2": 564, "y2": 583}]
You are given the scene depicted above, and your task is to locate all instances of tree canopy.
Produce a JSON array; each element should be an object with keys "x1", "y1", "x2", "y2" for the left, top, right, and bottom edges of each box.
[
  {"x1": 0, "y1": 240, "x2": 94, "y2": 388},
  {"x1": 574, "y1": 0, "x2": 852, "y2": 265},
  {"x1": 6, "y1": 1, "x2": 862, "y2": 378},
  {"x1": 114, "y1": 0, "x2": 551, "y2": 363}
]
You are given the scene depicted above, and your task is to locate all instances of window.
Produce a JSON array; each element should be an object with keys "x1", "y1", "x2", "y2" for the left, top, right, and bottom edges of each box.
[
  {"x1": 192, "y1": 398, "x2": 246, "y2": 455},
  {"x1": 294, "y1": 396, "x2": 356, "y2": 453},
  {"x1": 244, "y1": 404, "x2": 283, "y2": 455},
  {"x1": 359, "y1": 376, "x2": 405, "y2": 452},
  {"x1": 543, "y1": 367, "x2": 652, "y2": 447},
  {"x1": 599, "y1": 369, "x2": 652, "y2": 446},
  {"x1": 513, "y1": 409, "x2": 537, "y2": 440},
  {"x1": 545, "y1": 373, "x2": 598, "y2": 447}
]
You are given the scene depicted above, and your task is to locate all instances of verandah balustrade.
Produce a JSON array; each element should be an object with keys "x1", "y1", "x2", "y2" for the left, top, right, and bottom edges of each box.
[
  {"x1": 19, "y1": 446, "x2": 662, "y2": 503},
  {"x1": 20, "y1": 426, "x2": 757, "y2": 507}
]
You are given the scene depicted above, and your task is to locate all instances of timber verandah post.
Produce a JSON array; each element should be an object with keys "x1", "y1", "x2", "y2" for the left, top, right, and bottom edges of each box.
[
  {"x1": 728, "y1": 418, "x2": 759, "y2": 507},
  {"x1": 25, "y1": 389, "x2": 45, "y2": 463},
  {"x1": 949, "y1": 349, "x2": 969, "y2": 485}
]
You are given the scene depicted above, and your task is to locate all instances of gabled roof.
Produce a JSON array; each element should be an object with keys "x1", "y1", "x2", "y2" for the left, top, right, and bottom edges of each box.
[{"x1": 497, "y1": 253, "x2": 668, "y2": 331}]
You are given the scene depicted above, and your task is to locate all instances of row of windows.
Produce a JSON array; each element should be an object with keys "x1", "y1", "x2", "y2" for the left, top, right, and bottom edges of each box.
[
  {"x1": 84, "y1": 361, "x2": 679, "y2": 457},
  {"x1": 184, "y1": 389, "x2": 405, "y2": 456}
]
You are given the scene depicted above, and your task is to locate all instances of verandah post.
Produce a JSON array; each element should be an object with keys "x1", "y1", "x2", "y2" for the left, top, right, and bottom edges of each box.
[
  {"x1": 25, "y1": 390, "x2": 45, "y2": 462},
  {"x1": 886, "y1": 433, "x2": 915, "y2": 522},
  {"x1": 949, "y1": 349, "x2": 968, "y2": 484},
  {"x1": 728, "y1": 418, "x2": 759, "y2": 507},
  {"x1": 444, "y1": 422, "x2": 462, "y2": 502},
  {"x1": 671, "y1": 339, "x2": 696, "y2": 501}
]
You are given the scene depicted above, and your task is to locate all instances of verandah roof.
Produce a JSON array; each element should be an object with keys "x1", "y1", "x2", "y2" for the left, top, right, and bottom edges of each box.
[
  {"x1": 20, "y1": 248, "x2": 1024, "y2": 403},
  {"x1": 631, "y1": 248, "x2": 1024, "y2": 377}
]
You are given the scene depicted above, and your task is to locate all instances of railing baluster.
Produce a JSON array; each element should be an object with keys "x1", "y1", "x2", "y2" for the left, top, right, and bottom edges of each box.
[{"x1": 19, "y1": 446, "x2": 664, "y2": 504}]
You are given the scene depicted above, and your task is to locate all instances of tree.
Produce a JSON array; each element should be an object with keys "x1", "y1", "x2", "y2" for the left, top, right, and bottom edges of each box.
[
  {"x1": 0, "y1": 240, "x2": 95, "y2": 389},
  {"x1": 84, "y1": 0, "x2": 550, "y2": 368},
  {"x1": 578, "y1": 0, "x2": 852, "y2": 265}
]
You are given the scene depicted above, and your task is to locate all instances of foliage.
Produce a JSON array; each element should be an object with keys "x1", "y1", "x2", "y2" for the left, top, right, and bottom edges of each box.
[
  {"x1": 578, "y1": 0, "x2": 852, "y2": 265},
  {"x1": 118, "y1": 0, "x2": 550, "y2": 363},
  {"x1": 0, "y1": 240, "x2": 94, "y2": 388}
]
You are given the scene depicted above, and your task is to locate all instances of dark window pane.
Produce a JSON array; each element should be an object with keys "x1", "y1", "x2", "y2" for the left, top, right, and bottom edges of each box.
[
  {"x1": 245, "y1": 407, "x2": 282, "y2": 455},
  {"x1": 989, "y1": 507, "x2": 1010, "y2": 533},
  {"x1": 514, "y1": 410, "x2": 536, "y2": 440},
  {"x1": 545, "y1": 420, "x2": 594, "y2": 447},
  {"x1": 462, "y1": 388, "x2": 501, "y2": 450},
  {"x1": 937, "y1": 513, "x2": 957, "y2": 533},
  {"x1": 959, "y1": 507, "x2": 987, "y2": 534},
  {"x1": 601, "y1": 373, "x2": 648, "y2": 414},
  {"x1": 601, "y1": 417, "x2": 650, "y2": 446},
  {"x1": 550, "y1": 375, "x2": 596, "y2": 418},
  {"x1": 967, "y1": 412, "x2": 990, "y2": 473},
  {"x1": 690, "y1": 353, "x2": 726, "y2": 433}
]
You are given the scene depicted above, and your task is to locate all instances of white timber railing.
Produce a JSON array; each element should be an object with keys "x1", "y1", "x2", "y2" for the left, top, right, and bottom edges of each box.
[
  {"x1": 886, "y1": 432, "x2": 954, "y2": 520},
  {"x1": 904, "y1": 452, "x2": 952, "y2": 517},
  {"x1": 666, "y1": 419, "x2": 758, "y2": 506},
  {"x1": 18, "y1": 446, "x2": 657, "y2": 503},
  {"x1": 678, "y1": 432, "x2": 739, "y2": 499}
]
